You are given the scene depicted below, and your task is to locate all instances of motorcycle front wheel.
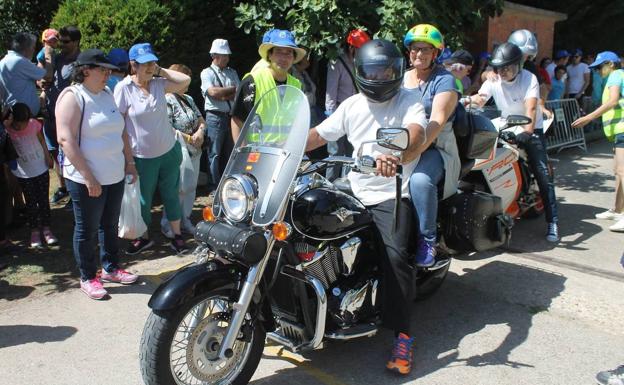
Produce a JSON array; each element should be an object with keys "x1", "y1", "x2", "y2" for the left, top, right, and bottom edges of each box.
[{"x1": 140, "y1": 289, "x2": 265, "y2": 385}]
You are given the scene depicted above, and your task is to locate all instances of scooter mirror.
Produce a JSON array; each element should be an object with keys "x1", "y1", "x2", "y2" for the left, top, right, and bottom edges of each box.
[
  {"x1": 506, "y1": 115, "x2": 532, "y2": 127},
  {"x1": 376, "y1": 127, "x2": 409, "y2": 151}
]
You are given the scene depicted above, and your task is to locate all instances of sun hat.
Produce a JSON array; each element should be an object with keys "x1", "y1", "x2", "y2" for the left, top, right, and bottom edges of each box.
[
  {"x1": 258, "y1": 29, "x2": 306, "y2": 63},
  {"x1": 76, "y1": 49, "x2": 119, "y2": 69},
  {"x1": 41, "y1": 28, "x2": 59, "y2": 43},
  {"x1": 128, "y1": 43, "x2": 159, "y2": 64},
  {"x1": 589, "y1": 51, "x2": 620, "y2": 68},
  {"x1": 107, "y1": 48, "x2": 129, "y2": 67},
  {"x1": 210, "y1": 39, "x2": 232, "y2": 55}
]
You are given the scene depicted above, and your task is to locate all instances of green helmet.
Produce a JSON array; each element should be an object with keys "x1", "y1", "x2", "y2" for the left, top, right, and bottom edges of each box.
[{"x1": 403, "y1": 24, "x2": 444, "y2": 49}]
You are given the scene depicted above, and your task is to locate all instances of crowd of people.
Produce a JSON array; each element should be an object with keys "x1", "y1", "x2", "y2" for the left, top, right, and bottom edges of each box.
[{"x1": 0, "y1": 21, "x2": 622, "y2": 380}]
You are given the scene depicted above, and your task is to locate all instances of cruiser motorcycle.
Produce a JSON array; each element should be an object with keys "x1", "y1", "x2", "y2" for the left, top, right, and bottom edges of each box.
[{"x1": 139, "y1": 86, "x2": 525, "y2": 385}]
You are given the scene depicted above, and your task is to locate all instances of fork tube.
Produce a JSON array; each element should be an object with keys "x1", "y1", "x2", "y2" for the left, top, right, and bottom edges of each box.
[{"x1": 218, "y1": 236, "x2": 275, "y2": 359}]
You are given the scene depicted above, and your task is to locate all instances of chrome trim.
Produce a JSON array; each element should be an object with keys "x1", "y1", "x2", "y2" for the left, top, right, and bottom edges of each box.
[
  {"x1": 325, "y1": 324, "x2": 378, "y2": 340},
  {"x1": 220, "y1": 175, "x2": 257, "y2": 222},
  {"x1": 339, "y1": 237, "x2": 361, "y2": 275},
  {"x1": 218, "y1": 234, "x2": 275, "y2": 360},
  {"x1": 339, "y1": 281, "x2": 369, "y2": 316},
  {"x1": 371, "y1": 279, "x2": 379, "y2": 307},
  {"x1": 297, "y1": 247, "x2": 329, "y2": 270},
  {"x1": 260, "y1": 150, "x2": 289, "y2": 218}
]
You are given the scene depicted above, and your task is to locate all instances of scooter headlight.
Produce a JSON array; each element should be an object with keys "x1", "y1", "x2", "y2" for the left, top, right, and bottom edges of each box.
[{"x1": 220, "y1": 175, "x2": 256, "y2": 222}]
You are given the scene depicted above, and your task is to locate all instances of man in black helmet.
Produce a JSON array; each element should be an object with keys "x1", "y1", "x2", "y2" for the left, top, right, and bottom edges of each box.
[
  {"x1": 306, "y1": 39, "x2": 428, "y2": 375},
  {"x1": 474, "y1": 42, "x2": 560, "y2": 243}
]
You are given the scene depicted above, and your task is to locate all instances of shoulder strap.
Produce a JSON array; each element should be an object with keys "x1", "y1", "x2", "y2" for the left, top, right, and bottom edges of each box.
[
  {"x1": 209, "y1": 66, "x2": 232, "y2": 110},
  {"x1": 69, "y1": 85, "x2": 86, "y2": 146},
  {"x1": 337, "y1": 56, "x2": 358, "y2": 92}
]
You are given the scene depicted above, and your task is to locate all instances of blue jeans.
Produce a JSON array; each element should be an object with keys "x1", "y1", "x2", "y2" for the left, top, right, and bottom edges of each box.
[
  {"x1": 66, "y1": 178, "x2": 125, "y2": 281},
  {"x1": 205, "y1": 111, "x2": 230, "y2": 186},
  {"x1": 409, "y1": 148, "x2": 445, "y2": 244},
  {"x1": 521, "y1": 131, "x2": 558, "y2": 223}
]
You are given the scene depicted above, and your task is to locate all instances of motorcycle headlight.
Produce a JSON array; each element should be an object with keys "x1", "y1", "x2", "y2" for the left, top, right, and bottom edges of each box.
[{"x1": 220, "y1": 175, "x2": 256, "y2": 222}]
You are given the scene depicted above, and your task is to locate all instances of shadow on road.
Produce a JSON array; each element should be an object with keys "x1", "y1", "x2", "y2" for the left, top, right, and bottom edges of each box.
[
  {"x1": 0, "y1": 279, "x2": 34, "y2": 301},
  {"x1": 251, "y1": 260, "x2": 566, "y2": 384},
  {"x1": 0, "y1": 324, "x2": 77, "y2": 349}
]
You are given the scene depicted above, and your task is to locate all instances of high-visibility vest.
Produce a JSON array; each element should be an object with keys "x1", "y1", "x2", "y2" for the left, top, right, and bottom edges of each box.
[
  {"x1": 243, "y1": 68, "x2": 302, "y2": 144},
  {"x1": 602, "y1": 69, "x2": 624, "y2": 142}
]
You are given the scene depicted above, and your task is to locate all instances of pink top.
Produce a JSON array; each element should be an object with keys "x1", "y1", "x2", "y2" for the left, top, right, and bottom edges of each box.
[{"x1": 6, "y1": 119, "x2": 48, "y2": 178}]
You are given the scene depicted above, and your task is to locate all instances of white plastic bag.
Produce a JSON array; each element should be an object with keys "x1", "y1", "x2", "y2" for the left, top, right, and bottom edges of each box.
[
  {"x1": 118, "y1": 177, "x2": 147, "y2": 240},
  {"x1": 177, "y1": 132, "x2": 195, "y2": 194}
]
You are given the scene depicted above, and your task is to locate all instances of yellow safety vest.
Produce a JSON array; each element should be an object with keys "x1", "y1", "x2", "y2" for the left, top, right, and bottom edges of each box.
[
  {"x1": 243, "y1": 68, "x2": 302, "y2": 144},
  {"x1": 602, "y1": 69, "x2": 624, "y2": 142}
]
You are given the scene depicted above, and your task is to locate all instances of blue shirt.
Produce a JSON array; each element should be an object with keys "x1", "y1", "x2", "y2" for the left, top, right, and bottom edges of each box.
[
  {"x1": 605, "y1": 69, "x2": 624, "y2": 99},
  {"x1": 548, "y1": 77, "x2": 566, "y2": 101},
  {"x1": 106, "y1": 75, "x2": 123, "y2": 91},
  {"x1": 401, "y1": 65, "x2": 459, "y2": 119},
  {"x1": 0, "y1": 51, "x2": 46, "y2": 115},
  {"x1": 200, "y1": 64, "x2": 239, "y2": 113}
]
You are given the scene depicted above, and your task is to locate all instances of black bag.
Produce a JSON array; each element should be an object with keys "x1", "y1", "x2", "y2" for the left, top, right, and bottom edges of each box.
[
  {"x1": 453, "y1": 104, "x2": 499, "y2": 160},
  {"x1": 440, "y1": 190, "x2": 513, "y2": 252}
]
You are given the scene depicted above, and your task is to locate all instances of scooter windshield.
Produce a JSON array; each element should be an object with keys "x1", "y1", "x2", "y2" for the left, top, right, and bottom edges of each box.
[{"x1": 217, "y1": 85, "x2": 310, "y2": 226}]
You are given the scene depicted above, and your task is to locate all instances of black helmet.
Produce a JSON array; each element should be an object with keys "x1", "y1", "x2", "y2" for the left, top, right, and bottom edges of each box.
[
  {"x1": 490, "y1": 42, "x2": 523, "y2": 68},
  {"x1": 354, "y1": 39, "x2": 404, "y2": 102}
]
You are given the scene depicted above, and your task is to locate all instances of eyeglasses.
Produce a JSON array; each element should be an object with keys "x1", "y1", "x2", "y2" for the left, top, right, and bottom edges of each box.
[
  {"x1": 410, "y1": 46, "x2": 435, "y2": 55},
  {"x1": 493, "y1": 65, "x2": 516, "y2": 74}
]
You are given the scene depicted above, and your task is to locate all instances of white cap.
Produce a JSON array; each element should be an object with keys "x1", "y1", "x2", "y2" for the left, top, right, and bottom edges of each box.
[{"x1": 210, "y1": 39, "x2": 232, "y2": 55}]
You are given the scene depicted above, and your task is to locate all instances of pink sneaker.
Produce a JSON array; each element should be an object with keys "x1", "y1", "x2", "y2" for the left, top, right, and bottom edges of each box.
[
  {"x1": 42, "y1": 228, "x2": 58, "y2": 245},
  {"x1": 80, "y1": 278, "x2": 108, "y2": 300},
  {"x1": 30, "y1": 231, "x2": 42, "y2": 248},
  {"x1": 100, "y1": 268, "x2": 138, "y2": 284}
]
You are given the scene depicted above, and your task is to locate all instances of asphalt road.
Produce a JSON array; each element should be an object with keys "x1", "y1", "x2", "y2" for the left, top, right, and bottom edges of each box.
[{"x1": 0, "y1": 139, "x2": 622, "y2": 385}]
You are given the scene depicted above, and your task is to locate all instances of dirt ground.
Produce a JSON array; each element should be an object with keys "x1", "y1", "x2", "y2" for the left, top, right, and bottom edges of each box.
[{"x1": 0, "y1": 169, "x2": 212, "y2": 301}]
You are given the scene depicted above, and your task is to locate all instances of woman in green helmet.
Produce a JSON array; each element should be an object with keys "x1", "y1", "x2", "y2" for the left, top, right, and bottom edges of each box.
[{"x1": 401, "y1": 24, "x2": 461, "y2": 268}]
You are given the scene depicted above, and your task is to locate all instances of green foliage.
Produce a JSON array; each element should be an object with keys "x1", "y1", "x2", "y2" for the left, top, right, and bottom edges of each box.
[
  {"x1": 0, "y1": 0, "x2": 61, "y2": 55},
  {"x1": 235, "y1": 0, "x2": 504, "y2": 58},
  {"x1": 51, "y1": 0, "x2": 171, "y2": 53}
]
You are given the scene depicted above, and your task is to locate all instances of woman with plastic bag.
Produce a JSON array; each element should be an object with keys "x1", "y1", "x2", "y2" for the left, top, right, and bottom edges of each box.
[
  {"x1": 56, "y1": 49, "x2": 139, "y2": 300},
  {"x1": 160, "y1": 64, "x2": 206, "y2": 238}
]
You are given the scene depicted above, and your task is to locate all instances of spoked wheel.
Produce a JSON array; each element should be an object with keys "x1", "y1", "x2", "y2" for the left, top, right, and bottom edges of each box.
[{"x1": 140, "y1": 289, "x2": 265, "y2": 385}]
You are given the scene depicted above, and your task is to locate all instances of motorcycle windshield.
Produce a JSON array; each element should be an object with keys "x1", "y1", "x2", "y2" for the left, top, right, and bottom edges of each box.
[{"x1": 218, "y1": 85, "x2": 310, "y2": 226}]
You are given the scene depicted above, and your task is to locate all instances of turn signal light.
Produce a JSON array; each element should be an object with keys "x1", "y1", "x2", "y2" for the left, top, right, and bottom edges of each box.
[
  {"x1": 202, "y1": 205, "x2": 215, "y2": 222},
  {"x1": 272, "y1": 222, "x2": 292, "y2": 241}
]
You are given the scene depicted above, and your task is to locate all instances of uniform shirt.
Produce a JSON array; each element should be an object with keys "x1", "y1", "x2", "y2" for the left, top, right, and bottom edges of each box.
[
  {"x1": 200, "y1": 64, "x2": 239, "y2": 113},
  {"x1": 315, "y1": 89, "x2": 427, "y2": 206},
  {"x1": 60, "y1": 84, "x2": 125, "y2": 185},
  {"x1": 114, "y1": 76, "x2": 175, "y2": 159},
  {"x1": 6, "y1": 119, "x2": 48, "y2": 178},
  {"x1": 566, "y1": 62, "x2": 590, "y2": 94},
  {"x1": 325, "y1": 53, "x2": 357, "y2": 113},
  {"x1": 0, "y1": 51, "x2": 46, "y2": 116},
  {"x1": 231, "y1": 76, "x2": 287, "y2": 124},
  {"x1": 479, "y1": 69, "x2": 544, "y2": 132}
]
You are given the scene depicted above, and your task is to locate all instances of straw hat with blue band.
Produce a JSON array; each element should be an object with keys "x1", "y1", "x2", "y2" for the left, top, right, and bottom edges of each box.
[{"x1": 258, "y1": 29, "x2": 307, "y2": 64}]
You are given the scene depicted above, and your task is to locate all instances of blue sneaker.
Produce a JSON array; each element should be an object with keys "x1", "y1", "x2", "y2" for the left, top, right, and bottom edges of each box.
[
  {"x1": 386, "y1": 333, "x2": 415, "y2": 374},
  {"x1": 415, "y1": 237, "x2": 436, "y2": 267}
]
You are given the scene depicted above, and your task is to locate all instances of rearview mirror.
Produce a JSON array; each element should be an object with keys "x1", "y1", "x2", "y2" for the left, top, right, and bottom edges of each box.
[
  {"x1": 376, "y1": 128, "x2": 409, "y2": 151},
  {"x1": 506, "y1": 115, "x2": 532, "y2": 127}
]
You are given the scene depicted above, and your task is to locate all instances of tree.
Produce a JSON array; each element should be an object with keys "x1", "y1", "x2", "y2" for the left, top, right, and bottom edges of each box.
[
  {"x1": 51, "y1": 0, "x2": 171, "y2": 54},
  {"x1": 0, "y1": 0, "x2": 61, "y2": 55},
  {"x1": 235, "y1": 0, "x2": 504, "y2": 58}
]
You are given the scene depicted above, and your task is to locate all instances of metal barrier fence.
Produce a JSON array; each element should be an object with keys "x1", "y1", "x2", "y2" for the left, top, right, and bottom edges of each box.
[{"x1": 544, "y1": 98, "x2": 587, "y2": 153}]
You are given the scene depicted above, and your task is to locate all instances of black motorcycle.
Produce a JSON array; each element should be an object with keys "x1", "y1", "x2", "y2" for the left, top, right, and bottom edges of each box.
[{"x1": 139, "y1": 86, "x2": 515, "y2": 385}]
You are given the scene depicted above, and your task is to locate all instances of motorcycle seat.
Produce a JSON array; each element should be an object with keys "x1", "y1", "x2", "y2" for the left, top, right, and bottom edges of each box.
[{"x1": 333, "y1": 177, "x2": 353, "y2": 195}]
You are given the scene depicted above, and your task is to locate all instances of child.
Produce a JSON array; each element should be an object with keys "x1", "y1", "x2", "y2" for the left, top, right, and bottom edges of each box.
[
  {"x1": 37, "y1": 29, "x2": 58, "y2": 115},
  {"x1": 4, "y1": 103, "x2": 57, "y2": 247}
]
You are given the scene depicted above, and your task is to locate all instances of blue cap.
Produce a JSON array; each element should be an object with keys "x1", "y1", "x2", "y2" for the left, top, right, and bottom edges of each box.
[
  {"x1": 589, "y1": 51, "x2": 620, "y2": 68},
  {"x1": 436, "y1": 47, "x2": 452, "y2": 64},
  {"x1": 258, "y1": 29, "x2": 306, "y2": 63},
  {"x1": 554, "y1": 49, "x2": 570, "y2": 60},
  {"x1": 128, "y1": 43, "x2": 158, "y2": 64},
  {"x1": 572, "y1": 48, "x2": 583, "y2": 57},
  {"x1": 479, "y1": 51, "x2": 491, "y2": 61},
  {"x1": 107, "y1": 48, "x2": 129, "y2": 67}
]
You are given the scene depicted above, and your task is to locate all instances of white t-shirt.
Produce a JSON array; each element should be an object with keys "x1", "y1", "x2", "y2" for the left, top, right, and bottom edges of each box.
[
  {"x1": 545, "y1": 62, "x2": 556, "y2": 81},
  {"x1": 315, "y1": 89, "x2": 427, "y2": 206},
  {"x1": 60, "y1": 84, "x2": 126, "y2": 185},
  {"x1": 566, "y1": 62, "x2": 590, "y2": 94},
  {"x1": 478, "y1": 69, "x2": 543, "y2": 132}
]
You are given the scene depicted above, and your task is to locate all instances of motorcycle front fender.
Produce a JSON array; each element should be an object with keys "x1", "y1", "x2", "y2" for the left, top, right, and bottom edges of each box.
[{"x1": 148, "y1": 262, "x2": 241, "y2": 311}]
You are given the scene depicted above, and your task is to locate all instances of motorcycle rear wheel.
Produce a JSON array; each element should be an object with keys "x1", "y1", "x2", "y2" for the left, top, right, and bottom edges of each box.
[{"x1": 140, "y1": 289, "x2": 265, "y2": 385}]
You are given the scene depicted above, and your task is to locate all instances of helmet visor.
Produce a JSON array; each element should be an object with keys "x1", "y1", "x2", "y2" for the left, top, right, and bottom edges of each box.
[{"x1": 355, "y1": 57, "x2": 404, "y2": 81}]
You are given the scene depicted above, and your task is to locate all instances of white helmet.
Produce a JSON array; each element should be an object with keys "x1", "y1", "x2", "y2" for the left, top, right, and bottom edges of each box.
[{"x1": 507, "y1": 29, "x2": 538, "y2": 60}]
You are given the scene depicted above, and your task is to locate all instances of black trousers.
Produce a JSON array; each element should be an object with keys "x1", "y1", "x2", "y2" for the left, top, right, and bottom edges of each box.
[
  {"x1": 17, "y1": 171, "x2": 51, "y2": 229},
  {"x1": 368, "y1": 198, "x2": 414, "y2": 335}
]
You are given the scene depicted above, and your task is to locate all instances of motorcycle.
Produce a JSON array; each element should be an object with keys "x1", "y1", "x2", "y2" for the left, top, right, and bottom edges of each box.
[{"x1": 139, "y1": 86, "x2": 526, "y2": 385}]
